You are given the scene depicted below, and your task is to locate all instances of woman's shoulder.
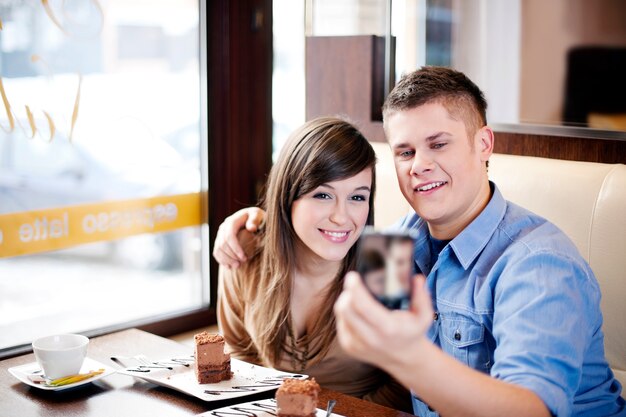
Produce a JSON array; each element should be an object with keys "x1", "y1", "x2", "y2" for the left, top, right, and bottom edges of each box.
[{"x1": 219, "y1": 231, "x2": 264, "y2": 291}]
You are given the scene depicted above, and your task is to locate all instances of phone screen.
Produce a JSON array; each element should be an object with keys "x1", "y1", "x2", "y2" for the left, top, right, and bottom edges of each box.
[{"x1": 356, "y1": 229, "x2": 416, "y2": 310}]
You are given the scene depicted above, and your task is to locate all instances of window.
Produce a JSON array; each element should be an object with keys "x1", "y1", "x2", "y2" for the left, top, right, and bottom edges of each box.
[
  {"x1": 0, "y1": 0, "x2": 207, "y2": 354},
  {"x1": 272, "y1": 0, "x2": 305, "y2": 160}
]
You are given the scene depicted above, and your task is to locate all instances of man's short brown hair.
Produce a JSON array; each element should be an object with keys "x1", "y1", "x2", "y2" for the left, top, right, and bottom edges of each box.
[{"x1": 382, "y1": 66, "x2": 488, "y2": 139}]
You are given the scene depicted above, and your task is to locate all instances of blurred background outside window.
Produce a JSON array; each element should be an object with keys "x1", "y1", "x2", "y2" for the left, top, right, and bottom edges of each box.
[{"x1": 0, "y1": 0, "x2": 206, "y2": 353}]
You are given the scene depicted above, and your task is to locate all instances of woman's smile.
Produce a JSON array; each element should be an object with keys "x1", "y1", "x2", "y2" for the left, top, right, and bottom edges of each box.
[{"x1": 319, "y1": 228, "x2": 351, "y2": 243}]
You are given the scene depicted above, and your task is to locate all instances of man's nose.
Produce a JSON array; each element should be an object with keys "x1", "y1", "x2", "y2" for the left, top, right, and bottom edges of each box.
[{"x1": 410, "y1": 152, "x2": 434, "y2": 176}]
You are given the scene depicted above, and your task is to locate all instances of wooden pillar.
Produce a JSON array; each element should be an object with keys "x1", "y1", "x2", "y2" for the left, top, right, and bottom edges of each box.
[{"x1": 207, "y1": 0, "x2": 273, "y2": 305}]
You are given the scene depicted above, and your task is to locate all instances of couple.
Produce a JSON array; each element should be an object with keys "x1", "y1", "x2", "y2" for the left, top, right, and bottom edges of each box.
[{"x1": 213, "y1": 67, "x2": 625, "y2": 416}]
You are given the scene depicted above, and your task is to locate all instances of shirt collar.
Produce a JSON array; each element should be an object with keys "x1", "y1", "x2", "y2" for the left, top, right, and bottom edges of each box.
[
  {"x1": 412, "y1": 219, "x2": 431, "y2": 275},
  {"x1": 449, "y1": 181, "x2": 506, "y2": 269}
]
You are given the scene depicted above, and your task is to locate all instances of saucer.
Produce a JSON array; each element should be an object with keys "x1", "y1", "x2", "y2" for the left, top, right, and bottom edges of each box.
[{"x1": 8, "y1": 357, "x2": 115, "y2": 391}]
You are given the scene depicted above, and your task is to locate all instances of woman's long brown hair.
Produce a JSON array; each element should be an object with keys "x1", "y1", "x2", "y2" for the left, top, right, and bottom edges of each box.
[{"x1": 240, "y1": 117, "x2": 377, "y2": 367}]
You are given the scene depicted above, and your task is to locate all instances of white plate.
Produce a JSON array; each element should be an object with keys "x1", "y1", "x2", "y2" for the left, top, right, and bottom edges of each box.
[
  {"x1": 198, "y1": 398, "x2": 345, "y2": 417},
  {"x1": 116, "y1": 356, "x2": 308, "y2": 402},
  {"x1": 8, "y1": 357, "x2": 116, "y2": 391}
]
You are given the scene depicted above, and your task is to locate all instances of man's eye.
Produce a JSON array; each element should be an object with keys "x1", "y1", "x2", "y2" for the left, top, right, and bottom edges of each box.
[
  {"x1": 398, "y1": 150, "x2": 415, "y2": 158},
  {"x1": 313, "y1": 193, "x2": 332, "y2": 200}
]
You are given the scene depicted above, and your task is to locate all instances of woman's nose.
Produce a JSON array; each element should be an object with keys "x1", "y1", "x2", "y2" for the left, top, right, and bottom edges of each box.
[{"x1": 329, "y1": 201, "x2": 348, "y2": 224}]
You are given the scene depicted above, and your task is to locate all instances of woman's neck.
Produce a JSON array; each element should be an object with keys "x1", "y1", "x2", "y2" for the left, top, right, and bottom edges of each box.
[
  {"x1": 293, "y1": 243, "x2": 342, "y2": 286},
  {"x1": 289, "y1": 243, "x2": 343, "y2": 339}
]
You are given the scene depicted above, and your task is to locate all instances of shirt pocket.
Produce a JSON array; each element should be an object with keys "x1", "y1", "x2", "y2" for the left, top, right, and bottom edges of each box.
[{"x1": 439, "y1": 315, "x2": 492, "y2": 373}]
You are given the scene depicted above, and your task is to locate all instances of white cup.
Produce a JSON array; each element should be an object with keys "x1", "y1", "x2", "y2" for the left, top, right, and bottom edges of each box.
[{"x1": 32, "y1": 334, "x2": 89, "y2": 380}]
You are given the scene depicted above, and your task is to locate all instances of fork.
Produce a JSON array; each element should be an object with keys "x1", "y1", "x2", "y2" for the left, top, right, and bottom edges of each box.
[
  {"x1": 110, "y1": 354, "x2": 156, "y2": 368},
  {"x1": 325, "y1": 399, "x2": 337, "y2": 417}
]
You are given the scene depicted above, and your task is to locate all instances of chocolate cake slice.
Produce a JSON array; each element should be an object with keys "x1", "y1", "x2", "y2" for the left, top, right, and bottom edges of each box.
[
  {"x1": 194, "y1": 332, "x2": 232, "y2": 384},
  {"x1": 275, "y1": 378, "x2": 321, "y2": 417}
]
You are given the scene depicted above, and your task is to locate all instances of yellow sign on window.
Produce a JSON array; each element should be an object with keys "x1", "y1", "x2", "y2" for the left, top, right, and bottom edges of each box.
[{"x1": 0, "y1": 193, "x2": 203, "y2": 258}]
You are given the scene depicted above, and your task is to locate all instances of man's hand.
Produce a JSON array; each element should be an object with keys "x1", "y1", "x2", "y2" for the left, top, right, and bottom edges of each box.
[
  {"x1": 212, "y1": 207, "x2": 265, "y2": 269},
  {"x1": 334, "y1": 272, "x2": 433, "y2": 371},
  {"x1": 335, "y1": 273, "x2": 551, "y2": 417}
]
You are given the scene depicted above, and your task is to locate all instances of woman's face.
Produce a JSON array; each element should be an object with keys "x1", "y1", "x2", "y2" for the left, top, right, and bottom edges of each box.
[
  {"x1": 291, "y1": 168, "x2": 372, "y2": 264},
  {"x1": 363, "y1": 268, "x2": 386, "y2": 297}
]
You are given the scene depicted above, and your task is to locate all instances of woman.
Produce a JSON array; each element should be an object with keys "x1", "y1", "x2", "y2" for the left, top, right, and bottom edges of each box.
[{"x1": 217, "y1": 117, "x2": 411, "y2": 410}]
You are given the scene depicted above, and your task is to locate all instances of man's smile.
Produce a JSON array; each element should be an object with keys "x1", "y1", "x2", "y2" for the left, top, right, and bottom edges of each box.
[{"x1": 415, "y1": 181, "x2": 448, "y2": 193}]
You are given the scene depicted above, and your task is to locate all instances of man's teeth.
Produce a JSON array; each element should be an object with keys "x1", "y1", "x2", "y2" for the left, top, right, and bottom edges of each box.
[
  {"x1": 417, "y1": 181, "x2": 446, "y2": 191},
  {"x1": 323, "y1": 230, "x2": 348, "y2": 238}
]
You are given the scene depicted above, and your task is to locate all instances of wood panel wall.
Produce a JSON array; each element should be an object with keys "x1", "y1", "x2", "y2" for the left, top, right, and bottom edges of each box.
[
  {"x1": 306, "y1": 35, "x2": 391, "y2": 142},
  {"x1": 494, "y1": 131, "x2": 626, "y2": 164},
  {"x1": 306, "y1": 36, "x2": 626, "y2": 164}
]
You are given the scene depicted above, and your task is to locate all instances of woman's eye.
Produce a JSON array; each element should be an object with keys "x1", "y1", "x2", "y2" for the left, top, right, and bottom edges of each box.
[
  {"x1": 432, "y1": 142, "x2": 446, "y2": 149},
  {"x1": 350, "y1": 194, "x2": 368, "y2": 202},
  {"x1": 313, "y1": 192, "x2": 332, "y2": 200}
]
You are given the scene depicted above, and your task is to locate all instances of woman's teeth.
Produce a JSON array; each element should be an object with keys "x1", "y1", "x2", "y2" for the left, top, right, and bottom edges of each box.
[{"x1": 323, "y1": 230, "x2": 348, "y2": 238}]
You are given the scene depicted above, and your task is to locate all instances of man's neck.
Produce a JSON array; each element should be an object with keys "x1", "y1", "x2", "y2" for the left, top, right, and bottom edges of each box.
[{"x1": 428, "y1": 180, "x2": 492, "y2": 240}]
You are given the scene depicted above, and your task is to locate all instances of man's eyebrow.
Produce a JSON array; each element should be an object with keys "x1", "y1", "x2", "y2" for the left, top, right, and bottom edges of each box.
[
  {"x1": 391, "y1": 142, "x2": 411, "y2": 150},
  {"x1": 425, "y1": 131, "x2": 451, "y2": 141},
  {"x1": 391, "y1": 132, "x2": 452, "y2": 149}
]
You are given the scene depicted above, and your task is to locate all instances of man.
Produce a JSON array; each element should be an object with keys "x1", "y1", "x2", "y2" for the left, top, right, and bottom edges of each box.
[{"x1": 213, "y1": 67, "x2": 625, "y2": 416}]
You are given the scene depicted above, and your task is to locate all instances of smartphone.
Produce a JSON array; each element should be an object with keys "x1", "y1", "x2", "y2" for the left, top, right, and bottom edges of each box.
[{"x1": 356, "y1": 227, "x2": 417, "y2": 310}]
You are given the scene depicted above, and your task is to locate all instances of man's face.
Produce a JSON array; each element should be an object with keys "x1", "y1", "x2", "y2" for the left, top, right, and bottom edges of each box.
[{"x1": 385, "y1": 102, "x2": 493, "y2": 238}]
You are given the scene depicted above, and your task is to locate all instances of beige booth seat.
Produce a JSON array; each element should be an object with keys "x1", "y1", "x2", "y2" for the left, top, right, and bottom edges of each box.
[{"x1": 372, "y1": 142, "x2": 626, "y2": 388}]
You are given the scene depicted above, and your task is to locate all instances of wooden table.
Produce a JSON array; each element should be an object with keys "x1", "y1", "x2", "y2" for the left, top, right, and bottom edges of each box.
[{"x1": 0, "y1": 329, "x2": 415, "y2": 417}]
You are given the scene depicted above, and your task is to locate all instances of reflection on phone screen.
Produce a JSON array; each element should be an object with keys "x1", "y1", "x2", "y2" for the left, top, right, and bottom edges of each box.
[{"x1": 357, "y1": 232, "x2": 415, "y2": 310}]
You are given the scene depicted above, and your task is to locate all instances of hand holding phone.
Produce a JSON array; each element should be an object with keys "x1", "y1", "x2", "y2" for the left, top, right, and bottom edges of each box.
[{"x1": 356, "y1": 228, "x2": 417, "y2": 310}]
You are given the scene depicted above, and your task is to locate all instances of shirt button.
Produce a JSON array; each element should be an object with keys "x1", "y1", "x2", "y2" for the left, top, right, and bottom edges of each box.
[
  {"x1": 433, "y1": 312, "x2": 439, "y2": 321},
  {"x1": 454, "y1": 330, "x2": 461, "y2": 341}
]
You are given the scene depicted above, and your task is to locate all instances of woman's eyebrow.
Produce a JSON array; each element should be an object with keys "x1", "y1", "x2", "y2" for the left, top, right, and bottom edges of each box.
[{"x1": 317, "y1": 184, "x2": 371, "y2": 192}]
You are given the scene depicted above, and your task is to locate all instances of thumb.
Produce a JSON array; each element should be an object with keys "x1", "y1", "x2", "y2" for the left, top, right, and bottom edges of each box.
[{"x1": 245, "y1": 208, "x2": 264, "y2": 232}]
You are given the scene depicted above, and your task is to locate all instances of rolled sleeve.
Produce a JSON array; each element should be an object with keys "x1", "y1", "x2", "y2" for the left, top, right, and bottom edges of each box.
[
  {"x1": 490, "y1": 249, "x2": 600, "y2": 416},
  {"x1": 217, "y1": 266, "x2": 262, "y2": 364}
]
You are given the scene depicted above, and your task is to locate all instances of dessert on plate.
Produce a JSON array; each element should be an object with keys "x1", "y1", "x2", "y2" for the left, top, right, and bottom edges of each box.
[
  {"x1": 194, "y1": 332, "x2": 232, "y2": 384},
  {"x1": 275, "y1": 378, "x2": 321, "y2": 417}
]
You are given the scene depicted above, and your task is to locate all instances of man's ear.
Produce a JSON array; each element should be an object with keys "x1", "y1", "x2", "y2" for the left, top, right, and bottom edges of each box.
[{"x1": 476, "y1": 126, "x2": 494, "y2": 162}]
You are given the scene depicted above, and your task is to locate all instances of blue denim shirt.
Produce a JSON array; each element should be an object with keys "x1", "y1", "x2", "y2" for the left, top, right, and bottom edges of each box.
[{"x1": 391, "y1": 183, "x2": 625, "y2": 417}]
